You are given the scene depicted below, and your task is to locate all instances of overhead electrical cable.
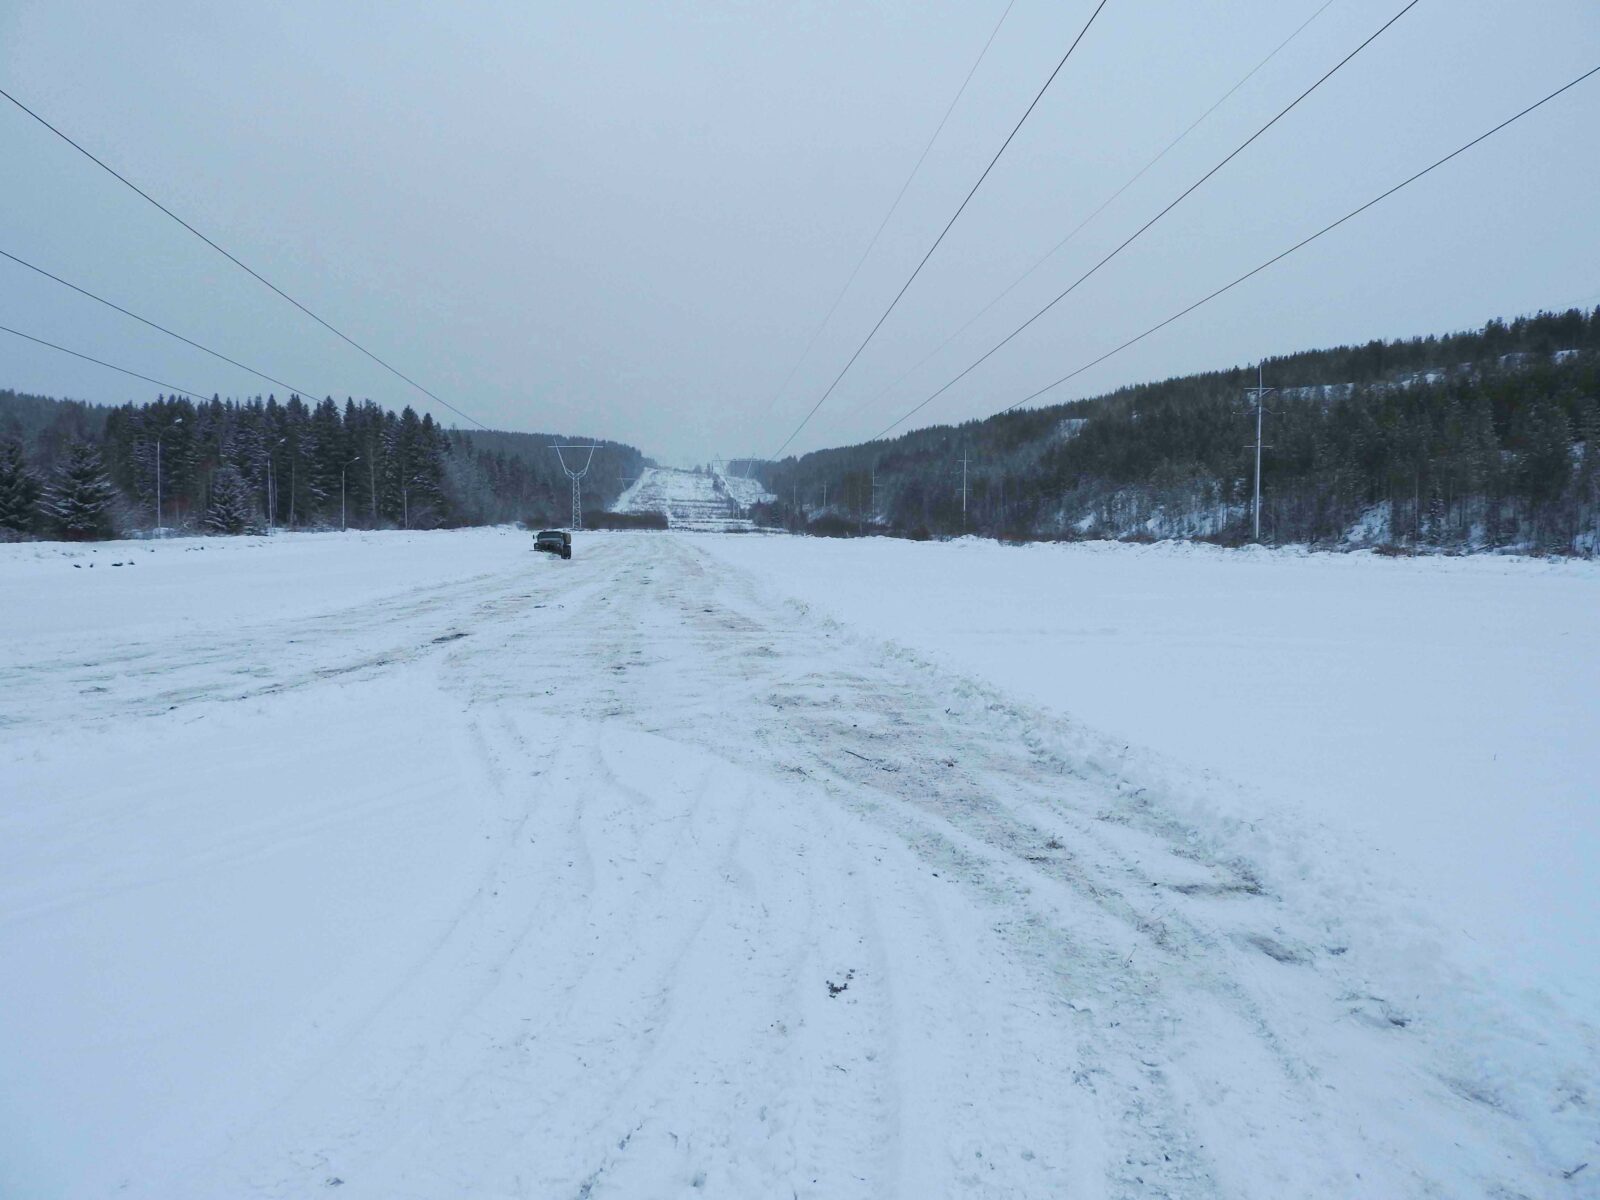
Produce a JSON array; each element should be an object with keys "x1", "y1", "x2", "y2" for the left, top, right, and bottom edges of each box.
[
  {"x1": 1, "y1": 247, "x2": 326, "y2": 400},
  {"x1": 1, "y1": 322, "x2": 214, "y2": 400},
  {"x1": 743, "y1": 0, "x2": 1018, "y2": 448},
  {"x1": 872, "y1": 0, "x2": 1420, "y2": 441},
  {"x1": 768, "y1": 0, "x2": 1113, "y2": 460},
  {"x1": 830, "y1": 0, "x2": 1337, "y2": 435},
  {"x1": 0, "y1": 85, "x2": 493, "y2": 431},
  {"x1": 983, "y1": 63, "x2": 1600, "y2": 416}
]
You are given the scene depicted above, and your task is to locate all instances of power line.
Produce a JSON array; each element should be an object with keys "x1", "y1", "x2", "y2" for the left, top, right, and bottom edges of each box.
[
  {"x1": 769, "y1": 0, "x2": 1112, "y2": 460},
  {"x1": 1, "y1": 247, "x2": 326, "y2": 400},
  {"x1": 742, "y1": 0, "x2": 1018, "y2": 447},
  {"x1": 829, "y1": 0, "x2": 1337, "y2": 437},
  {"x1": 0, "y1": 86, "x2": 493, "y2": 431},
  {"x1": 1, "y1": 322, "x2": 213, "y2": 400},
  {"x1": 984, "y1": 64, "x2": 1600, "y2": 418},
  {"x1": 873, "y1": 0, "x2": 1420, "y2": 441}
]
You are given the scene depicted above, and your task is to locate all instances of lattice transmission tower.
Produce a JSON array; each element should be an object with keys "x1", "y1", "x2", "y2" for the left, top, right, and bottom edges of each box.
[{"x1": 552, "y1": 444, "x2": 600, "y2": 530}]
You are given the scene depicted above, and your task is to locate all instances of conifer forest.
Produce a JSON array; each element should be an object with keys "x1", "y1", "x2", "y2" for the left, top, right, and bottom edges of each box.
[
  {"x1": 4, "y1": 308, "x2": 1598, "y2": 554},
  {"x1": 0, "y1": 390, "x2": 642, "y2": 539},
  {"x1": 752, "y1": 309, "x2": 1600, "y2": 555}
]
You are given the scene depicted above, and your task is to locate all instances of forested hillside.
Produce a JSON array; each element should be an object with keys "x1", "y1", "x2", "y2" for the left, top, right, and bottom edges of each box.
[
  {"x1": 0, "y1": 389, "x2": 644, "y2": 539},
  {"x1": 750, "y1": 309, "x2": 1600, "y2": 555}
]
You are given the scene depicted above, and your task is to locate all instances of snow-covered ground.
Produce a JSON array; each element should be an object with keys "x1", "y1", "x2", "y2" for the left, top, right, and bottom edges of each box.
[
  {"x1": 2, "y1": 530, "x2": 1596, "y2": 1198},
  {"x1": 694, "y1": 535, "x2": 1600, "y2": 1004},
  {"x1": 614, "y1": 466, "x2": 771, "y2": 529},
  {"x1": 715, "y1": 468, "x2": 774, "y2": 513}
]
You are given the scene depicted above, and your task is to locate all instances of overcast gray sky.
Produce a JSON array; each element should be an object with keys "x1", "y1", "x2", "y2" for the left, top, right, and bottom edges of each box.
[{"x1": 3, "y1": 1, "x2": 1597, "y2": 464}]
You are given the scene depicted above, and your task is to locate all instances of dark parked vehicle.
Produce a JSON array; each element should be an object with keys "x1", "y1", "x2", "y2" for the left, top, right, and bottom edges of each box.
[{"x1": 534, "y1": 529, "x2": 572, "y2": 559}]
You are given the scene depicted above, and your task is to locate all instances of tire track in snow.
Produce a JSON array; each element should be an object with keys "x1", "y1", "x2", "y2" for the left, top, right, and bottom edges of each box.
[
  {"x1": 51, "y1": 532, "x2": 1576, "y2": 1199},
  {"x1": 3, "y1": 555, "x2": 609, "y2": 729},
  {"x1": 496, "y1": 537, "x2": 1113, "y2": 1195},
  {"x1": 491, "y1": 534, "x2": 1561, "y2": 1198}
]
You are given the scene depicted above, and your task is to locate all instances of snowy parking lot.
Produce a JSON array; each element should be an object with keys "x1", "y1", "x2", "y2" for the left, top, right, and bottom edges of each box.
[{"x1": 2, "y1": 529, "x2": 1596, "y2": 1198}]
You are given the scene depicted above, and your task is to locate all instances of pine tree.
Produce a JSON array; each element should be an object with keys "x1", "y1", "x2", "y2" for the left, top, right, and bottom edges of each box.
[
  {"x1": 282, "y1": 395, "x2": 318, "y2": 526},
  {"x1": 309, "y1": 397, "x2": 345, "y2": 521},
  {"x1": 0, "y1": 436, "x2": 43, "y2": 535},
  {"x1": 45, "y1": 441, "x2": 117, "y2": 539},
  {"x1": 1512, "y1": 396, "x2": 1573, "y2": 508},
  {"x1": 203, "y1": 465, "x2": 257, "y2": 534},
  {"x1": 1577, "y1": 398, "x2": 1600, "y2": 471},
  {"x1": 379, "y1": 412, "x2": 405, "y2": 525},
  {"x1": 1570, "y1": 398, "x2": 1599, "y2": 554},
  {"x1": 405, "y1": 413, "x2": 449, "y2": 527}
]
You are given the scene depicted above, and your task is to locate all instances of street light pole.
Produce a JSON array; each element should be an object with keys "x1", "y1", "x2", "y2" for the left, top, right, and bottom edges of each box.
[
  {"x1": 342, "y1": 456, "x2": 361, "y2": 531},
  {"x1": 155, "y1": 416, "x2": 182, "y2": 537},
  {"x1": 266, "y1": 436, "x2": 286, "y2": 533}
]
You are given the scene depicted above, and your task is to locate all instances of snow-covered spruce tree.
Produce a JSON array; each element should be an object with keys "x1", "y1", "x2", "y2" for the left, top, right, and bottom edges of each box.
[
  {"x1": 0, "y1": 436, "x2": 43, "y2": 537},
  {"x1": 308, "y1": 396, "x2": 346, "y2": 522},
  {"x1": 45, "y1": 441, "x2": 116, "y2": 539},
  {"x1": 203, "y1": 464, "x2": 257, "y2": 534}
]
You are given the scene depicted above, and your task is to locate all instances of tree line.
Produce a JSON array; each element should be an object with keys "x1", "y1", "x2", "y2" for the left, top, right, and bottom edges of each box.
[
  {"x1": 0, "y1": 389, "x2": 644, "y2": 539},
  {"x1": 749, "y1": 308, "x2": 1600, "y2": 555}
]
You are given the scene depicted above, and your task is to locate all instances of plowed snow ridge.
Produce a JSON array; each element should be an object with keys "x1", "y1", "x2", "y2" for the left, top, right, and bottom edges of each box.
[{"x1": 1, "y1": 530, "x2": 1594, "y2": 1199}]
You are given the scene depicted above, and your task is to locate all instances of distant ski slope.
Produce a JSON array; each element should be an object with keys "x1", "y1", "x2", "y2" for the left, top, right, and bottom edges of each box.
[
  {"x1": 613, "y1": 466, "x2": 772, "y2": 530},
  {"x1": 1, "y1": 530, "x2": 1594, "y2": 1198}
]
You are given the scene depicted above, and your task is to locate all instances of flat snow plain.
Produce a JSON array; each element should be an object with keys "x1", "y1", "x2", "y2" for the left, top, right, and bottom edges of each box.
[
  {"x1": 2, "y1": 529, "x2": 1596, "y2": 1199},
  {"x1": 693, "y1": 534, "x2": 1600, "y2": 1003}
]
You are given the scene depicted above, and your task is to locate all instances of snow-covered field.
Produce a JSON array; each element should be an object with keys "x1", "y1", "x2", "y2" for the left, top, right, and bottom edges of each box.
[
  {"x1": 2, "y1": 529, "x2": 1596, "y2": 1198},
  {"x1": 694, "y1": 535, "x2": 1600, "y2": 1004}
]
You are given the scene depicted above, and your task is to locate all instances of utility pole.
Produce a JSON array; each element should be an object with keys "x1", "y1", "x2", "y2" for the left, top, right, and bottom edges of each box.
[
  {"x1": 552, "y1": 444, "x2": 600, "y2": 529},
  {"x1": 264, "y1": 438, "x2": 286, "y2": 534},
  {"x1": 1243, "y1": 362, "x2": 1277, "y2": 542},
  {"x1": 961, "y1": 448, "x2": 969, "y2": 522},
  {"x1": 870, "y1": 467, "x2": 883, "y2": 516},
  {"x1": 821, "y1": 481, "x2": 828, "y2": 510},
  {"x1": 266, "y1": 436, "x2": 286, "y2": 533}
]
